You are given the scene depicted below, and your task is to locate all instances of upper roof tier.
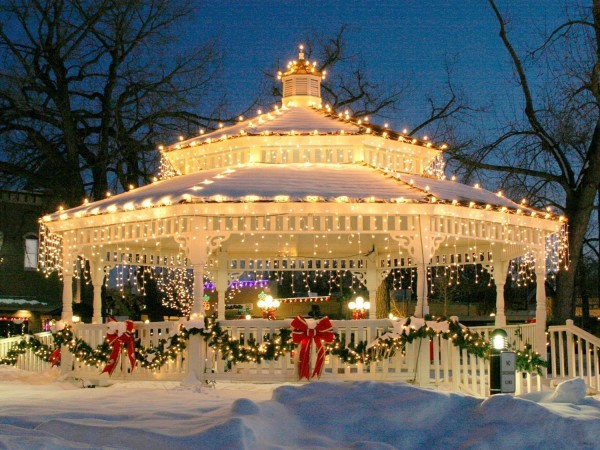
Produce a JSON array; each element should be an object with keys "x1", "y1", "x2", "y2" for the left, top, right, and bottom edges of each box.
[
  {"x1": 161, "y1": 46, "x2": 445, "y2": 177},
  {"x1": 163, "y1": 104, "x2": 443, "y2": 177}
]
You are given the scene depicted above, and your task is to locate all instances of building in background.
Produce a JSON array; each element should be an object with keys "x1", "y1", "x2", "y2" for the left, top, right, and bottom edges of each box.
[{"x1": 0, "y1": 190, "x2": 60, "y2": 335}]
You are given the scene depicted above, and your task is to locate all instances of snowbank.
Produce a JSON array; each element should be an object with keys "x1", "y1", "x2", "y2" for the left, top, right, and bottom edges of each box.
[{"x1": 1, "y1": 366, "x2": 599, "y2": 449}]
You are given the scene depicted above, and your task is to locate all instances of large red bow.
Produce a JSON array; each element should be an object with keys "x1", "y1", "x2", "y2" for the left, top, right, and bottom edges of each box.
[
  {"x1": 291, "y1": 315, "x2": 335, "y2": 381},
  {"x1": 102, "y1": 319, "x2": 136, "y2": 376}
]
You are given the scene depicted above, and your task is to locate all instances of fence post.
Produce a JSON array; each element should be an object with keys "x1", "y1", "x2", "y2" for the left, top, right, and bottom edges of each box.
[
  {"x1": 566, "y1": 319, "x2": 576, "y2": 378},
  {"x1": 184, "y1": 334, "x2": 206, "y2": 385},
  {"x1": 415, "y1": 338, "x2": 431, "y2": 385},
  {"x1": 59, "y1": 344, "x2": 74, "y2": 377}
]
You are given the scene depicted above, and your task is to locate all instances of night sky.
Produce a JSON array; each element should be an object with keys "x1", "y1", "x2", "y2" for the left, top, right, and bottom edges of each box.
[{"x1": 192, "y1": 0, "x2": 564, "y2": 132}]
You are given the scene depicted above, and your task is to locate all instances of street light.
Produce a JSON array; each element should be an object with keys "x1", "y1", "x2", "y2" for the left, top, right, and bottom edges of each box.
[
  {"x1": 257, "y1": 294, "x2": 280, "y2": 320},
  {"x1": 348, "y1": 296, "x2": 370, "y2": 319},
  {"x1": 489, "y1": 328, "x2": 515, "y2": 395},
  {"x1": 491, "y1": 328, "x2": 508, "y2": 351}
]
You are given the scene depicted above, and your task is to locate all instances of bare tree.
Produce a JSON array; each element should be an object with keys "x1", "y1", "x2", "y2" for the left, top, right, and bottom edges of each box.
[
  {"x1": 0, "y1": 0, "x2": 223, "y2": 206},
  {"x1": 446, "y1": 0, "x2": 600, "y2": 324}
]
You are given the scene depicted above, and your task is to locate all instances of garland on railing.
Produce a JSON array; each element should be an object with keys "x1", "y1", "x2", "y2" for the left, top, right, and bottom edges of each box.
[{"x1": 0, "y1": 317, "x2": 548, "y2": 375}]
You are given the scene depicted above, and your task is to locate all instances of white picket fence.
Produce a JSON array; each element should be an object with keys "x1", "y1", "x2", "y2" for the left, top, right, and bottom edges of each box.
[
  {"x1": 0, "y1": 319, "x2": 543, "y2": 396},
  {"x1": 0, "y1": 332, "x2": 54, "y2": 373}
]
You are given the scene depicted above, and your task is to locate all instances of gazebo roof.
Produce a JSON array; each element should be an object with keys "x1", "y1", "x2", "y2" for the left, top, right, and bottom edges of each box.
[
  {"x1": 45, "y1": 163, "x2": 528, "y2": 222},
  {"x1": 169, "y1": 105, "x2": 361, "y2": 151}
]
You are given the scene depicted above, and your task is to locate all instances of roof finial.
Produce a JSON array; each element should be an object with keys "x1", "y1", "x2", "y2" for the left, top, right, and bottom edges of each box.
[{"x1": 298, "y1": 44, "x2": 305, "y2": 60}]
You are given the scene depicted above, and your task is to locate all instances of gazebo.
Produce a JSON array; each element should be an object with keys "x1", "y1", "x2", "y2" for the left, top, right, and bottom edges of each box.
[{"x1": 39, "y1": 47, "x2": 566, "y2": 358}]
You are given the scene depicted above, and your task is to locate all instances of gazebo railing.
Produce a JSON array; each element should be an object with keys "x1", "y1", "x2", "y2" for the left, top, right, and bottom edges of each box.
[
  {"x1": 2, "y1": 332, "x2": 55, "y2": 373},
  {"x1": 0, "y1": 319, "x2": 546, "y2": 395},
  {"x1": 547, "y1": 320, "x2": 600, "y2": 392},
  {"x1": 469, "y1": 323, "x2": 536, "y2": 351}
]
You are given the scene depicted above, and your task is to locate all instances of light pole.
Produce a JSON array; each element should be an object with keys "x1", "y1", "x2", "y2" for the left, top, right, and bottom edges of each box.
[
  {"x1": 490, "y1": 328, "x2": 516, "y2": 395},
  {"x1": 257, "y1": 294, "x2": 280, "y2": 320},
  {"x1": 348, "y1": 296, "x2": 370, "y2": 320}
]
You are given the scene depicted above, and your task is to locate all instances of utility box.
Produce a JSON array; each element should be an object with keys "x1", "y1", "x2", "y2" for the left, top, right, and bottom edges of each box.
[{"x1": 500, "y1": 351, "x2": 516, "y2": 393}]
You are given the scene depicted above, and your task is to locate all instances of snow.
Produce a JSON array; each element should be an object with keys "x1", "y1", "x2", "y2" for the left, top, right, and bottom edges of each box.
[
  {"x1": 0, "y1": 298, "x2": 46, "y2": 306},
  {"x1": 173, "y1": 105, "x2": 360, "y2": 146},
  {"x1": 2, "y1": 365, "x2": 600, "y2": 449},
  {"x1": 48, "y1": 163, "x2": 527, "y2": 221}
]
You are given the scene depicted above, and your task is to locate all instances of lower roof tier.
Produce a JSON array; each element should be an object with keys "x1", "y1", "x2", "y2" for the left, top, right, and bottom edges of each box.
[{"x1": 46, "y1": 163, "x2": 546, "y2": 222}]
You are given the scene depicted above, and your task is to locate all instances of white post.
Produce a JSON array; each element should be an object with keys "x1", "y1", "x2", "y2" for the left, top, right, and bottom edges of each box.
[
  {"x1": 414, "y1": 264, "x2": 429, "y2": 318},
  {"x1": 60, "y1": 253, "x2": 75, "y2": 376},
  {"x1": 61, "y1": 256, "x2": 74, "y2": 322},
  {"x1": 187, "y1": 242, "x2": 207, "y2": 382},
  {"x1": 216, "y1": 252, "x2": 228, "y2": 320},
  {"x1": 191, "y1": 263, "x2": 205, "y2": 316},
  {"x1": 493, "y1": 261, "x2": 509, "y2": 327},
  {"x1": 366, "y1": 266, "x2": 378, "y2": 319},
  {"x1": 534, "y1": 249, "x2": 547, "y2": 358},
  {"x1": 90, "y1": 260, "x2": 105, "y2": 324}
]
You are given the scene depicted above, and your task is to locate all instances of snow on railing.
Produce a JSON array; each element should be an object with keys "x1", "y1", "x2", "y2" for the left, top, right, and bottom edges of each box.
[{"x1": 548, "y1": 320, "x2": 600, "y2": 392}]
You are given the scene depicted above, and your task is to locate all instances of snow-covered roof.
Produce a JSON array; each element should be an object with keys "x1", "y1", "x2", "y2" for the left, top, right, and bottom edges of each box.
[
  {"x1": 46, "y1": 163, "x2": 528, "y2": 221},
  {"x1": 169, "y1": 106, "x2": 360, "y2": 148}
]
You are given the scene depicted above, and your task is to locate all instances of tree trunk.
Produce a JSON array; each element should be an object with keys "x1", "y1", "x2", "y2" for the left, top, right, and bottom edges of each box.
[{"x1": 578, "y1": 255, "x2": 590, "y2": 330}]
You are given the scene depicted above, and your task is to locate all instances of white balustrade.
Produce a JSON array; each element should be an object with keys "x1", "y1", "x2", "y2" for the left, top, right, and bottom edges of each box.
[
  {"x1": 470, "y1": 323, "x2": 537, "y2": 351},
  {"x1": 548, "y1": 319, "x2": 600, "y2": 392},
  {"x1": 0, "y1": 318, "x2": 549, "y2": 395}
]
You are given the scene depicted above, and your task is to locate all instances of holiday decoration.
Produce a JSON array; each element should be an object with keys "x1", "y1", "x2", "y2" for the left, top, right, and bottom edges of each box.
[
  {"x1": 102, "y1": 319, "x2": 136, "y2": 376},
  {"x1": 257, "y1": 291, "x2": 280, "y2": 320},
  {"x1": 0, "y1": 318, "x2": 548, "y2": 376},
  {"x1": 291, "y1": 315, "x2": 335, "y2": 380},
  {"x1": 348, "y1": 296, "x2": 370, "y2": 319},
  {"x1": 49, "y1": 348, "x2": 61, "y2": 367}
]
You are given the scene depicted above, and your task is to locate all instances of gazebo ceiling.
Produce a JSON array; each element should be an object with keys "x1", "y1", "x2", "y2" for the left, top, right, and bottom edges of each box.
[{"x1": 45, "y1": 163, "x2": 534, "y2": 222}]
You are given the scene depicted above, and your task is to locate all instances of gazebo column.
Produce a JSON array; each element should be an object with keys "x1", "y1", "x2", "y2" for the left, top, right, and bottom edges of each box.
[
  {"x1": 61, "y1": 253, "x2": 74, "y2": 322},
  {"x1": 414, "y1": 263, "x2": 429, "y2": 318},
  {"x1": 89, "y1": 260, "x2": 105, "y2": 324},
  {"x1": 180, "y1": 231, "x2": 209, "y2": 384},
  {"x1": 492, "y1": 261, "x2": 509, "y2": 327},
  {"x1": 534, "y1": 249, "x2": 547, "y2": 358},
  {"x1": 191, "y1": 263, "x2": 205, "y2": 316},
  {"x1": 216, "y1": 252, "x2": 228, "y2": 320},
  {"x1": 365, "y1": 265, "x2": 378, "y2": 319}
]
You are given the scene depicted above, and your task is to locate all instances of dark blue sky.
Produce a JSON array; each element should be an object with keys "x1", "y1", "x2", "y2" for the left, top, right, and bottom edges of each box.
[{"x1": 192, "y1": 0, "x2": 564, "y2": 132}]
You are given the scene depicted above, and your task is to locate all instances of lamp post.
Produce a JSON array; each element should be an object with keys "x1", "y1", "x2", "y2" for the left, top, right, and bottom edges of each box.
[
  {"x1": 490, "y1": 328, "x2": 516, "y2": 395},
  {"x1": 257, "y1": 294, "x2": 280, "y2": 320},
  {"x1": 348, "y1": 296, "x2": 370, "y2": 320}
]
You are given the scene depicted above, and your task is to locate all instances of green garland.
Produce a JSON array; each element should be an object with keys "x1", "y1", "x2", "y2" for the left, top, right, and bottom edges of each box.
[{"x1": 0, "y1": 318, "x2": 548, "y2": 375}]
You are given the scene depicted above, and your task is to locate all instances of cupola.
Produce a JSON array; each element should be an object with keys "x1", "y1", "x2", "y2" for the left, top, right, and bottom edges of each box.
[{"x1": 277, "y1": 45, "x2": 325, "y2": 108}]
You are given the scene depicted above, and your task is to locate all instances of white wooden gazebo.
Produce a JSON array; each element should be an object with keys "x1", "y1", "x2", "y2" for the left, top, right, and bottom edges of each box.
[{"x1": 39, "y1": 47, "x2": 566, "y2": 357}]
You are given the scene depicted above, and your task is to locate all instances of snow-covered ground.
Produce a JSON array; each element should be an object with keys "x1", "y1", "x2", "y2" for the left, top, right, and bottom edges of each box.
[{"x1": 1, "y1": 366, "x2": 600, "y2": 449}]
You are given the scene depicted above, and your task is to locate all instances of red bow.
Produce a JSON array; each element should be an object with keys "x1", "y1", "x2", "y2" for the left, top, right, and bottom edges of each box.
[
  {"x1": 291, "y1": 315, "x2": 335, "y2": 381},
  {"x1": 102, "y1": 319, "x2": 136, "y2": 376},
  {"x1": 49, "y1": 348, "x2": 61, "y2": 367},
  {"x1": 262, "y1": 309, "x2": 276, "y2": 320}
]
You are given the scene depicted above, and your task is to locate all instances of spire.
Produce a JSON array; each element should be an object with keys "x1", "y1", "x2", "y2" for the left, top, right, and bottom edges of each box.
[{"x1": 278, "y1": 44, "x2": 324, "y2": 108}]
